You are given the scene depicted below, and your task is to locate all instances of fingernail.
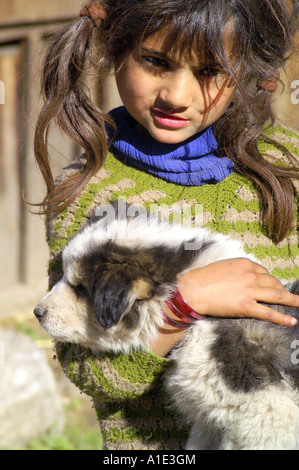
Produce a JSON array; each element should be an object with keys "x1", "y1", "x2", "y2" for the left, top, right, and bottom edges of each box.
[{"x1": 290, "y1": 317, "x2": 297, "y2": 326}]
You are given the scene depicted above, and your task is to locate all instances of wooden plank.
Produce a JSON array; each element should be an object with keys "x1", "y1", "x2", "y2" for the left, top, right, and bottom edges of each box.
[
  {"x1": 0, "y1": 44, "x2": 21, "y2": 287},
  {"x1": 0, "y1": 0, "x2": 82, "y2": 26}
]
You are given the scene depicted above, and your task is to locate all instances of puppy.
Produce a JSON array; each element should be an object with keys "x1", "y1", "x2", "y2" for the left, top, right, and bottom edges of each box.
[{"x1": 34, "y1": 204, "x2": 299, "y2": 450}]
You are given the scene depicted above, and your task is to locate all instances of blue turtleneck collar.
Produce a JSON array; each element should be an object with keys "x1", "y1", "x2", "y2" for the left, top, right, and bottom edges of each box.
[{"x1": 107, "y1": 106, "x2": 233, "y2": 186}]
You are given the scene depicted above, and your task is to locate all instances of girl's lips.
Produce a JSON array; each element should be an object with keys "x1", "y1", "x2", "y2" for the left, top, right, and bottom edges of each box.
[{"x1": 151, "y1": 109, "x2": 190, "y2": 129}]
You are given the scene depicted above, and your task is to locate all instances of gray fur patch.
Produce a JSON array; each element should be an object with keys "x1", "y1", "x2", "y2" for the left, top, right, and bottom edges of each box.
[
  {"x1": 211, "y1": 319, "x2": 283, "y2": 393},
  {"x1": 211, "y1": 280, "x2": 299, "y2": 393}
]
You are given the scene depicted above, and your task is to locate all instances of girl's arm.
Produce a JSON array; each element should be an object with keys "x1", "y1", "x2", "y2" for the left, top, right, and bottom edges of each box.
[{"x1": 150, "y1": 257, "x2": 299, "y2": 357}]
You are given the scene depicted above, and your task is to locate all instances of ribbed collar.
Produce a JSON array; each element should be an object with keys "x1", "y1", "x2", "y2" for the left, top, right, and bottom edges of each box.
[{"x1": 107, "y1": 106, "x2": 233, "y2": 186}]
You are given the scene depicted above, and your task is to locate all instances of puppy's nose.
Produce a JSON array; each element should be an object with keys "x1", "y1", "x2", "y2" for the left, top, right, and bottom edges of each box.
[{"x1": 34, "y1": 305, "x2": 47, "y2": 319}]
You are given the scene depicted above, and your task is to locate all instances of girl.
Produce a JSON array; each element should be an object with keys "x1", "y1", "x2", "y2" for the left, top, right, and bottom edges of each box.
[{"x1": 34, "y1": 0, "x2": 299, "y2": 449}]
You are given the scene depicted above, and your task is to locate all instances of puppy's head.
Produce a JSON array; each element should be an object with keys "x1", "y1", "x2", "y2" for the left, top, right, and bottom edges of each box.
[
  {"x1": 34, "y1": 204, "x2": 213, "y2": 352},
  {"x1": 64, "y1": 240, "x2": 162, "y2": 329},
  {"x1": 34, "y1": 222, "x2": 199, "y2": 352},
  {"x1": 34, "y1": 253, "x2": 155, "y2": 351}
]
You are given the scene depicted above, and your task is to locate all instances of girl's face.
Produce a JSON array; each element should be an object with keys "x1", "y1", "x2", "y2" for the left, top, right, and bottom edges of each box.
[{"x1": 115, "y1": 29, "x2": 235, "y2": 144}]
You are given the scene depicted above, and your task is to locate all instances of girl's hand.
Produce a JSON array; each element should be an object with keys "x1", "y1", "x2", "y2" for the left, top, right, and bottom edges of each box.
[
  {"x1": 150, "y1": 258, "x2": 298, "y2": 358},
  {"x1": 177, "y1": 258, "x2": 298, "y2": 326}
]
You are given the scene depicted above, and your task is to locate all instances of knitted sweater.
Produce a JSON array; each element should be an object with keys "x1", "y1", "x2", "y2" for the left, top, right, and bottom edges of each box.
[{"x1": 47, "y1": 125, "x2": 299, "y2": 450}]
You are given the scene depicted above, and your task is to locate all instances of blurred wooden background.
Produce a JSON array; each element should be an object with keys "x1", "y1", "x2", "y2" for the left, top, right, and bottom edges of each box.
[{"x1": 0, "y1": 0, "x2": 84, "y2": 316}]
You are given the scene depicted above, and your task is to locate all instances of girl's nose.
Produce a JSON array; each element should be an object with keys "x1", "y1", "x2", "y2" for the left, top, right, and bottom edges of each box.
[{"x1": 158, "y1": 70, "x2": 194, "y2": 110}]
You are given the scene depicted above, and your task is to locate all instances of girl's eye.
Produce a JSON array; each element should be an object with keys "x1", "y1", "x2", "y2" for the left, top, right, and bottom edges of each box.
[{"x1": 141, "y1": 55, "x2": 169, "y2": 69}]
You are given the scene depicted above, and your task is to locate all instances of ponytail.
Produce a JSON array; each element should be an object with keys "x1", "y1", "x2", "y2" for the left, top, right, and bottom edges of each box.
[{"x1": 34, "y1": 16, "x2": 113, "y2": 214}]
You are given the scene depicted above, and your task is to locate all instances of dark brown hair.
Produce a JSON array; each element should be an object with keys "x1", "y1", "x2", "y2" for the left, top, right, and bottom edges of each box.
[{"x1": 34, "y1": 0, "x2": 299, "y2": 243}]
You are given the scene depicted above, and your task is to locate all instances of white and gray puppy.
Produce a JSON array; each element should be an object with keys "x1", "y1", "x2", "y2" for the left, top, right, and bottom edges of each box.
[{"x1": 34, "y1": 204, "x2": 299, "y2": 450}]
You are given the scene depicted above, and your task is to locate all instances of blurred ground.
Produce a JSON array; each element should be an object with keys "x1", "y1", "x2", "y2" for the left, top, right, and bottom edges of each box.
[{"x1": 0, "y1": 306, "x2": 102, "y2": 450}]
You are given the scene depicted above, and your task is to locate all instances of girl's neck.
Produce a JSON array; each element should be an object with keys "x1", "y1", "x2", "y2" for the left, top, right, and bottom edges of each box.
[{"x1": 107, "y1": 106, "x2": 234, "y2": 186}]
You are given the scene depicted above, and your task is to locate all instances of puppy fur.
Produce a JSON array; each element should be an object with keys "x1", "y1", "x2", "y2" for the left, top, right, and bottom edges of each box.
[{"x1": 34, "y1": 205, "x2": 299, "y2": 450}]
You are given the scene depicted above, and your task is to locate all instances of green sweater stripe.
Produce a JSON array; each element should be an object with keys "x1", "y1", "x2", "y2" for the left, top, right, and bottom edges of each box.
[
  {"x1": 59, "y1": 344, "x2": 169, "y2": 402},
  {"x1": 100, "y1": 425, "x2": 188, "y2": 446},
  {"x1": 271, "y1": 265, "x2": 299, "y2": 280},
  {"x1": 106, "y1": 350, "x2": 169, "y2": 384}
]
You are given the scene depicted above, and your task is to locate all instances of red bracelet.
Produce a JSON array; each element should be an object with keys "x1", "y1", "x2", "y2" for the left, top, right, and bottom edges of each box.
[{"x1": 162, "y1": 288, "x2": 205, "y2": 328}]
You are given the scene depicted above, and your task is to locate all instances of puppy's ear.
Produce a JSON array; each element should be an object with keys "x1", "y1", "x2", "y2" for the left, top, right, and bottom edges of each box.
[{"x1": 93, "y1": 273, "x2": 154, "y2": 329}]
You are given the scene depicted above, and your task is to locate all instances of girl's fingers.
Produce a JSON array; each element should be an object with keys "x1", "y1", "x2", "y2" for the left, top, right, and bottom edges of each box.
[
  {"x1": 250, "y1": 303, "x2": 297, "y2": 326},
  {"x1": 254, "y1": 286, "x2": 299, "y2": 307},
  {"x1": 244, "y1": 286, "x2": 299, "y2": 326}
]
